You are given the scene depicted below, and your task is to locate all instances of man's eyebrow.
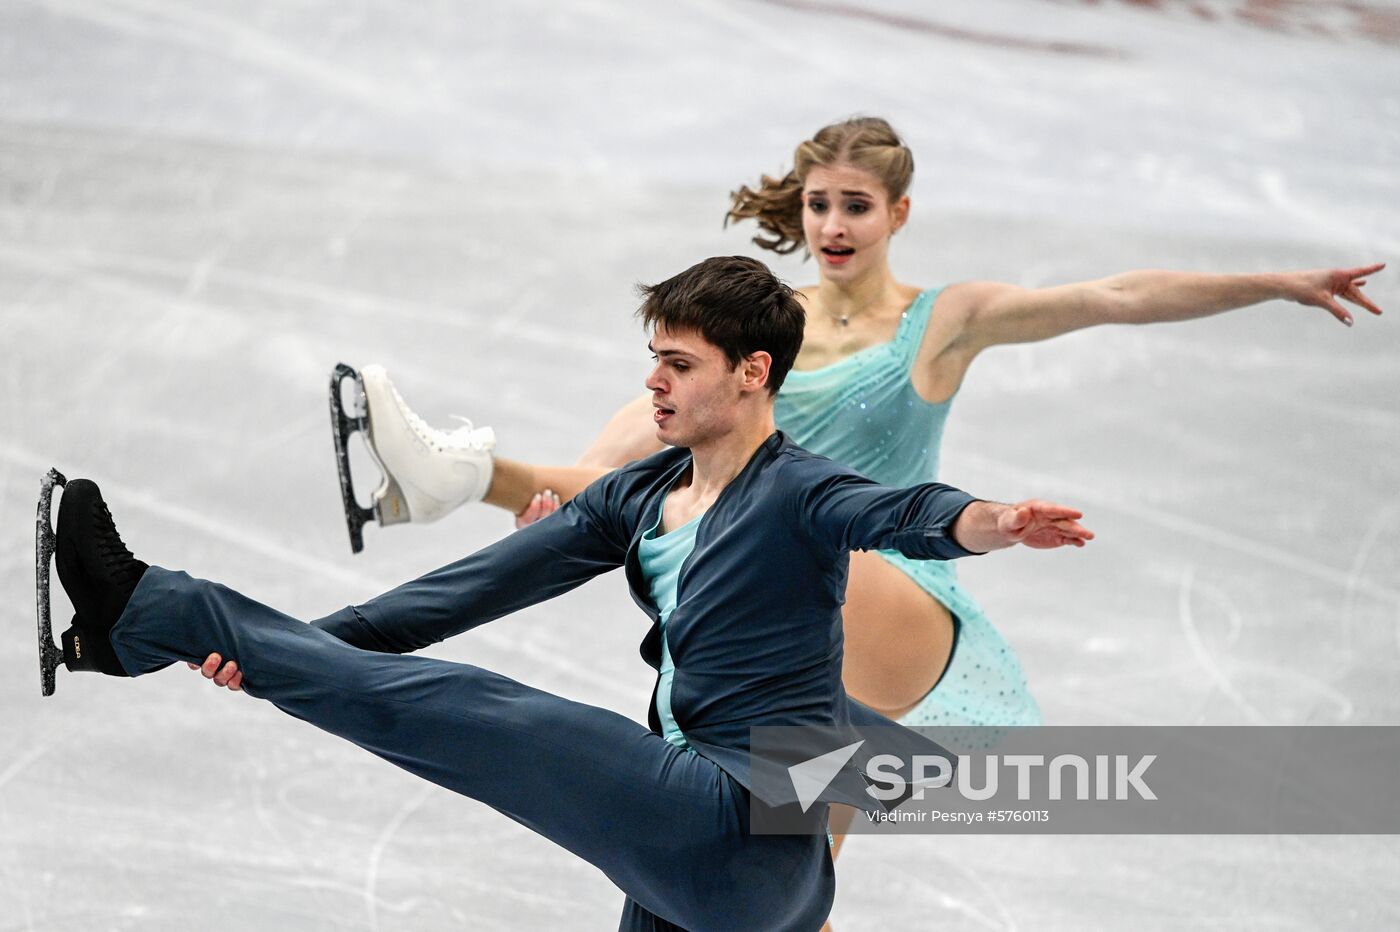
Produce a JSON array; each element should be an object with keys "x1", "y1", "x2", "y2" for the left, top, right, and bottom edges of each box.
[{"x1": 647, "y1": 342, "x2": 692, "y2": 359}]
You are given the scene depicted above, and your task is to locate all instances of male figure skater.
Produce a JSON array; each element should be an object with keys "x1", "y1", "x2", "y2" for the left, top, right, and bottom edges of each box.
[{"x1": 48, "y1": 256, "x2": 1091, "y2": 931}]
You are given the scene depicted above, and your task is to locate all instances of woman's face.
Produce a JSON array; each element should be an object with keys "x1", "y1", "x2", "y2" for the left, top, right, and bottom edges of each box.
[{"x1": 801, "y1": 163, "x2": 909, "y2": 283}]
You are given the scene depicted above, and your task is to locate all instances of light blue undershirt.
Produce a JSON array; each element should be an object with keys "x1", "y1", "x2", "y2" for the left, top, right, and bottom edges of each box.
[{"x1": 638, "y1": 505, "x2": 702, "y2": 750}]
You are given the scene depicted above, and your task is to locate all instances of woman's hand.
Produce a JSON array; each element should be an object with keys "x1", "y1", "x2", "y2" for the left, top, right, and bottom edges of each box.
[
  {"x1": 1282, "y1": 263, "x2": 1385, "y2": 325},
  {"x1": 188, "y1": 653, "x2": 243, "y2": 691},
  {"x1": 514, "y1": 490, "x2": 561, "y2": 529}
]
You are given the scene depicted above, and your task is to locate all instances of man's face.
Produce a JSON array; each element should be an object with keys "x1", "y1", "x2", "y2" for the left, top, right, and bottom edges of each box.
[{"x1": 645, "y1": 325, "x2": 747, "y2": 448}]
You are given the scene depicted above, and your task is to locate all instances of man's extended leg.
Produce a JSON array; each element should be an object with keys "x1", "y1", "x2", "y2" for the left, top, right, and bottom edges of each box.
[{"x1": 53, "y1": 480, "x2": 830, "y2": 930}]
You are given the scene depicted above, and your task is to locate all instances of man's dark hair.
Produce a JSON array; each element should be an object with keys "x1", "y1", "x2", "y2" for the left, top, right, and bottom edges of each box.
[{"x1": 636, "y1": 256, "x2": 805, "y2": 396}]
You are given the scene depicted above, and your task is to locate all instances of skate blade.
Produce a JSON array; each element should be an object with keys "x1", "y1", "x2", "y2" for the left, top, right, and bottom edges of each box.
[
  {"x1": 35, "y1": 468, "x2": 66, "y2": 697},
  {"x1": 330, "y1": 363, "x2": 379, "y2": 553}
]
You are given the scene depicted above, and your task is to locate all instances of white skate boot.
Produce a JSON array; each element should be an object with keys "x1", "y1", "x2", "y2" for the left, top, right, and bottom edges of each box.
[{"x1": 329, "y1": 362, "x2": 495, "y2": 552}]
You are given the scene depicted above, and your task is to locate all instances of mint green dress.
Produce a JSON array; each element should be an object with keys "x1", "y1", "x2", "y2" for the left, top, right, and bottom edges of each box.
[{"x1": 775, "y1": 287, "x2": 1042, "y2": 727}]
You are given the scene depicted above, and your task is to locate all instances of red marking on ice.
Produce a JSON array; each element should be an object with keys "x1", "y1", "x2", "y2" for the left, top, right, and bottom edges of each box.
[
  {"x1": 1350, "y1": 2, "x2": 1400, "y2": 45},
  {"x1": 748, "y1": 0, "x2": 1127, "y2": 58},
  {"x1": 1072, "y1": 0, "x2": 1400, "y2": 46}
]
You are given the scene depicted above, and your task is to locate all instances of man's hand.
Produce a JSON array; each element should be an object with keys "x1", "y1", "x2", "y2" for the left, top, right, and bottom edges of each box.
[
  {"x1": 187, "y1": 653, "x2": 243, "y2": 691},
  {"x1": 954, "y1": 500, "x2": 1093, "y2": 554}
]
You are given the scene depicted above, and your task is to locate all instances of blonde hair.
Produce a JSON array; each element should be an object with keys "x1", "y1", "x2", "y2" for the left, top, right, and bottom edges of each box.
[{"x1": 726, "y1": 117, "x2": 914, "y2": 255}]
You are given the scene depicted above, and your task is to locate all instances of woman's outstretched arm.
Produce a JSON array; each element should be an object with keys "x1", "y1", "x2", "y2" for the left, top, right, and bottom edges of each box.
[{"x1": 948, "y1": 263, "x2": 1385, "y2": 353}]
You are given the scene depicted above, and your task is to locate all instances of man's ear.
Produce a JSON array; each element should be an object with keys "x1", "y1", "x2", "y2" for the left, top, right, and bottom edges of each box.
[{"x1": 740, "y1": 351, "x2": 773, "y2": 393}]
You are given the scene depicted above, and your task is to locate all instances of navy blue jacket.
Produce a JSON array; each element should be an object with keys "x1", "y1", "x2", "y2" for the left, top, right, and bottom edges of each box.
[{"x1": 315, "y1": 431, "x2": 978, "y2": 810}]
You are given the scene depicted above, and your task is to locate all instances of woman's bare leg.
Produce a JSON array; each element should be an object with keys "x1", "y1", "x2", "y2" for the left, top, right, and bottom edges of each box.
[
  {"x1": 841, "y1": 549, "x2": 956, "y2": 718},
  {"x1": 481, "y1": 459, "x2": 606, "y2": 513}
]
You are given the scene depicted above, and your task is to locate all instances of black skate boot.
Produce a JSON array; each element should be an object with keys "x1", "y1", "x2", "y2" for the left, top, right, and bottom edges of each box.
[{"x1": 53, "y1": 478, "x2": 148, "y2": 679}]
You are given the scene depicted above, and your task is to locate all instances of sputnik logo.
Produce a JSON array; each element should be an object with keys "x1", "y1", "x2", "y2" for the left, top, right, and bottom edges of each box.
[{"x1": 787, "y1": 740, "x2": 865, "y2": 813}]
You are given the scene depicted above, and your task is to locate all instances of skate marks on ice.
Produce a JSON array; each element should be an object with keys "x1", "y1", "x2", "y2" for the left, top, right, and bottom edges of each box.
[
  {"x1": 354, "y1": 785, "x2": 577, "y2": 930},
  {"x1": 958, "y1": 450, "x2": 1400, "y2": 610},
  {"x1": 363, "y1": 785, "x2": 435, "y2": 932},
  {"x1": 1175, "y1": 565, "x2": 1269, "y2": 726},
  {"x1": 1176, "y1": 565, "x2": 1356, "y2": 725},
  {"x1": 15, "y1": 0, "x2": 425, "y2": 116},
  {"x1": 1344, "y1": 503, "x2": 1400, "y2": 661},
  {"x1": 0, "y1": 217, "x2": 636, "y2": 365},
  {"x1": 953, "y1": 428, "x2": 1398, "y2": 728},
  {"x1": 830, "y1": 835, "x2": 1023, "y2": 932},
  {"x1": 2, "y1": 442, "x2": 382, "y2": 593}
]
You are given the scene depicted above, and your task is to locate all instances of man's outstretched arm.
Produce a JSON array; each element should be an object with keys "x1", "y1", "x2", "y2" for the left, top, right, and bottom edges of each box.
[{"x1": 791, "y1": 459, "x2": 1091, "y2": 560}]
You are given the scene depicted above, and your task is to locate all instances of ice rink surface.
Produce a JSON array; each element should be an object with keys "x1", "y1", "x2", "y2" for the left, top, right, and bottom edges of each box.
[{"x1": 2, "y1": 1, "x2": 1399, "y2": 928}]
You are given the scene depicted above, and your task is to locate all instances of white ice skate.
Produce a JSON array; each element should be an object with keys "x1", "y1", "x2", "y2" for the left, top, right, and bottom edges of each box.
[{"x1": 329, "y1": 362, "x2": 495, "y2": 553}]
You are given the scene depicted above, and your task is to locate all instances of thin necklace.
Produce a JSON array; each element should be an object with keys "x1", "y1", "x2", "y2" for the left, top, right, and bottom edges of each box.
[
  {"x1": 826, "y1": 306, "x2": 857, "y2": 327},
  {"x1": 824, "y1": 299, "x2": 910, "y2": 329}
]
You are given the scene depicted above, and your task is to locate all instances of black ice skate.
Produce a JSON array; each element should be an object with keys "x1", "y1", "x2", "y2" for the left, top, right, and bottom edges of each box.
[{"x1": 35, "y1": 473, "x2": 147, "y2": 694}]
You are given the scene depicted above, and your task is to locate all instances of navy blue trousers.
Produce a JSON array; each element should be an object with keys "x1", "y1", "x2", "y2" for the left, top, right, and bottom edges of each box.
[{"x1": 108, "y1": 568, "x2": 834, "y2": 931}]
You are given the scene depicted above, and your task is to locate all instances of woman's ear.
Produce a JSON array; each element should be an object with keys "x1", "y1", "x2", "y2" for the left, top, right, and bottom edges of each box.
[{"x1": 891, "y1": 194, "x2": 911, "y2": 234}]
